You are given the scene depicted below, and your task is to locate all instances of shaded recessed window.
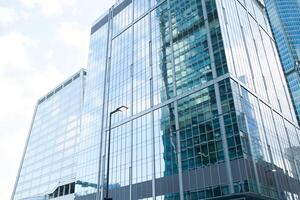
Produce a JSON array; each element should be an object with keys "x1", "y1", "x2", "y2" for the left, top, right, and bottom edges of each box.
[
  {"x1": 59, "y1": 186, "x2": 64, "y2": 196},
  {"x1": 53, "y1": 188, "x2": 58, "y2": 198},
  {"x1": 65, "y1": 184, "x2": 70, "y2": 195},
  {"x1": 70, "y1": 182, "x2": 75, "y2": 193},
  {"x1": 73, "y1": 73, "x2": 80, "y2": 80},
  {"x1": 64, "y1": 79, "x2": 72, "y2": 87},
  {"x1": 47, "y1": 92, "x2": 54, "y2": 99},
  {"x1": 55, "y1": 86, "x2": 63, "y2": 93},
  {"x1": 38, "y1": 97, "x2": 46, "y2": 104}
]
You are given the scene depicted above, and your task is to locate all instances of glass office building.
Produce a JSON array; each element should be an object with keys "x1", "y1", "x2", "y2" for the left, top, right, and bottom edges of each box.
[
  {"x1": 11, "y1": 69, "x2": 86, "y2": 200},
  {"x1": 74, "y1": 0, "x2": 300, "y2": 199},
  {"x1": 11, "y1": 0, "x2": 300, "y2": 200},
  {"x1": 264, "y1": 0, "x2": 300, "y2": 126},
  {"x1": 73, "y1": 0, "x2": 300, "y2": 200}
]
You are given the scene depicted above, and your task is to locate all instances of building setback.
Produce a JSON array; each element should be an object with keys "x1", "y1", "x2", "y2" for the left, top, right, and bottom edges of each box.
[
  {"x1": 11, "y1": 69, "x2": 86, "y2": 200},
  {"x1": 265, "y1": 0, "x2": 300, "y2": 126},
  {"x1": 75, "y1": 0, "x2": 300, "y2": 199}
]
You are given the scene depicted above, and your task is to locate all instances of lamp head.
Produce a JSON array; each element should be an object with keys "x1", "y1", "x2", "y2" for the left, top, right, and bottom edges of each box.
[{"x1": 117, "y1": 106, "x2": 128, "y2": 112}]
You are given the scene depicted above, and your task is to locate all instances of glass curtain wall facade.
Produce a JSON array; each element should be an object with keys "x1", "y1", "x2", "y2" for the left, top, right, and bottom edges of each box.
[
  {"x1": 76, "y1": 0, "x2": 300, "y2": 200},
  {"x1": 264, "y1": 0, "x2": 300, "y2": 126},
  {"x1": 11, "y1": 69, "x2": 86, "y2": 200}
]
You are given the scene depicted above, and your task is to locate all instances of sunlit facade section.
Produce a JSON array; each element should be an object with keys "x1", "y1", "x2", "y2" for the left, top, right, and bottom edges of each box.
[
  {"x1": 12, "y1": 70, "x2": 86, "y2": 200},
  {"x1": 265, "y1": 0, "x2": 300, "y2": 126},
  {"x1": 76, "y1": 0, "x2": 300, "y2": 199}
]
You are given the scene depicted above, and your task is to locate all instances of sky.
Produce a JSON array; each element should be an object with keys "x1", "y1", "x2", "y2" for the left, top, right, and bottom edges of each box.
[{"x1": 0, "y1": 0, "x2": 113, "y2": 199}]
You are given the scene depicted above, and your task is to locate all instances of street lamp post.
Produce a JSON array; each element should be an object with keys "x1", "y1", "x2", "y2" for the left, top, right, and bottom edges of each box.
[{"x1": 104, "y1": 106, "x2": 128, "y2": 200}]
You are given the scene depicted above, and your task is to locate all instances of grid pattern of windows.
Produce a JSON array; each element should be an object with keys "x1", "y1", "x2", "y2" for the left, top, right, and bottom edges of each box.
[
  {"x1": 113, "y1": 1, "x2": 133, "y2": 36},
  {"x1": 13, "y1": 71, "x2": 85, "y2": 200},
  {"x1": 132, "y1": 17, "x2": 151, "y2": 114},
  {"x1": 76, "y1": 23, "x2": 108, "y2": 196},
  {"x1": 154, "y1": 103, "x2": 178, "y2": 179},
  {"x1": 110, "y1": 27, "x2": 133, "y2": 122},
  {"x1": 151, "y1": 2, "x2": 173, "y2": 105},
  {"x1": 134, "y1": 0, "x2": 149, "y2": 20},
  {"x1": 48, "y1": 182, "x2": 75, "y2": 199},
  {"x1": 231, "y1": 77, "x2": 300, "y2": 198},
  {"x1": 59, "y1": 0, "x2": 300, "y2": 199},
  {"x1": 217, "y1": 0, "x2": 294, "y2": 122},
  {"x1": 109, "y1": 122, "x2": 131, "y2": 187},
  {"x1": 132, "y1": 114, "x2": 153, "y2": 184},
  {"x1": 172, "y1": 2, "x2": 213, "y2": 95},
  {"x1": 13, "y1": 0, "x2": 300, "y2": 199},
  {"x1": 265, "y1": 0, "x2": 300, "y2": 126},
  {"x1": 207, "y1": 0, "x2": 228, "y2": 77},
  {"x1": 218, "y1": 79, "x2": 242, "y2": 160},
  {"x1": 178, "y1": 86, "x2": 222, "y2": 169}
]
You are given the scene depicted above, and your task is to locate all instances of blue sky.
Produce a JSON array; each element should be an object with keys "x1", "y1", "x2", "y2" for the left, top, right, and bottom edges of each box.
[{"x1": 0, "y1": 0, "x2": 113, "y2": 199}]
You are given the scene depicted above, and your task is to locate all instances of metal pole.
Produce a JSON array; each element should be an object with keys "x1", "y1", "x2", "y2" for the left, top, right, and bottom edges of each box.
[
  {"x1": 104, "y1": 106, "x2": 127, "y2": 200},
  {"x1": 105, "y1": 112, "x2": 113, "y2": 199}
]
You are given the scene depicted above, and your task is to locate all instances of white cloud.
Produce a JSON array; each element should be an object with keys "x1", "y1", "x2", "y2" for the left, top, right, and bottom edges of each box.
[
  {"x1": 57, "y1": 22, "x2": 89, "y2": 50},
  {"x1": 19, "y1": 0, "x2": 36, "y2": 9},
  {"x1": 0, "y1": 7, "x2": 18, "y2": 26},
  {"x1": 45, "y1": 49, "x2": 54, "y2": 59},
  {"x1": 20, "y1": 0, "x2": 75, "y2": 16},
  {"x1": 0, "y1": 32, "x2": 38, "y2": 69},
  {"x1": 71, "y1": 8, "x2": 81, "y2": 16}
]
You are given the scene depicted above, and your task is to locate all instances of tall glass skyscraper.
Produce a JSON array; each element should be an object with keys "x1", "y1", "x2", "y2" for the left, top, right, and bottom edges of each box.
[
  {"x1": 11, "y1": 69, "x2": 86, "y2": 200},
  {"x1": 265, "y1": 0, "x2": 300, "y2": 126},
  {"x1": 75, "y1": 0, "x2": 300, "y2": 200}
]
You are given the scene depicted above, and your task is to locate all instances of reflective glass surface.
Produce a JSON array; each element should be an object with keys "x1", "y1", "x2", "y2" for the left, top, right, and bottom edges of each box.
[
  {"x1": 217, "y1": 0, "x2": 295, "y2": 122},
  {"x1": 79, "y1": 0, "x2": 300, "y2": 199},
  {"x1": 13, "y1": 0, "x2": 300, "y2": 200},
  {"x1": 75, "y1": 23, "x2": 108, "y2": 196},
  {"x1": 265, "y1": 0, "x2": 300, "y2": 126},
  {"x1": 13, "y1": 71, "x2": 85, "y2": 200}
]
